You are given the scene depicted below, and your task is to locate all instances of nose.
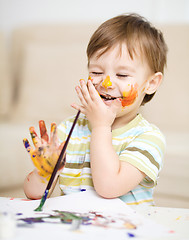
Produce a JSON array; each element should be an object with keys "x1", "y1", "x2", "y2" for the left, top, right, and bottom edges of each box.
[{"x1": 102, "y1": 75, "x2": 112, "y2": 89}]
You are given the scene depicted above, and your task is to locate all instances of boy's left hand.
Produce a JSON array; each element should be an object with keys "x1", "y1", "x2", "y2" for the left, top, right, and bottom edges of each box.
[
  {"x1": 71, "y1": 79, "x2": 121, "y2": 129},
  {"x1": 23, "y1": 121, "x2": 65, "y2": 182}
]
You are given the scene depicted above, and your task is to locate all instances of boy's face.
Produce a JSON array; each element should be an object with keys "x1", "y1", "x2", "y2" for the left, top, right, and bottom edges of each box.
[{"x1": 88, "y1": 43, "x2": 155, "y2": 120}]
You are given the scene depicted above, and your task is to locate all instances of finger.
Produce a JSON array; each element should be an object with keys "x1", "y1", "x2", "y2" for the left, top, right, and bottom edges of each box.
[
  {"x1": 29, "y1": 126, "x2": 41, "y2": 148},
  {"x1": 23, "y1": 138, "x2": 34, "y2": 154},
  {"x1": 75, "y1": 86, "x2": 88, "y2": 107},
  {"x1": 87, "y1": 79, "x2": 101, "y2": 102},
  {"x1": 71, "y1": 102, "x2": 86, "y2": 114},
  {"x1": 50, "y1": 122, "x2": 58, "y2": 147},
  {"x1": 79, "y1": 79, "x2": 92, "y2": 104},
  {"x1": 39, "y1": 120, "x2": 49, "y2": 143}
]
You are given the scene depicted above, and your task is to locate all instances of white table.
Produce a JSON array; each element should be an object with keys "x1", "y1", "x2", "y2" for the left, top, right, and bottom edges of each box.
[{"x1": 131, "y1": 205, "x2": 189, "y2": 239}]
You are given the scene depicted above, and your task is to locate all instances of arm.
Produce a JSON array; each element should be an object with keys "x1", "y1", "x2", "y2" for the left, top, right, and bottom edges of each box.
[
  {"x1": 23, "y1": 121, "x2": 64, "y2": 199},
  {"x1": 71, "y1": 79, "x2": 145, "y2": 198},
  {"x1": 90, "y1": 126, "x2": 145, "y2": 198},
  {"x1": 24, "y1": 169, "x2": 59, "y2": 199}
]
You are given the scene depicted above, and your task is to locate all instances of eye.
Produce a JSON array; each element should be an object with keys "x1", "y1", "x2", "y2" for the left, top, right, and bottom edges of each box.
[
  {"x1": 117, "y1": 74, "x2": 129, "y2": 78},
  {"x1": 91, "y1": 72, "x2": 103, "y2": 76}
]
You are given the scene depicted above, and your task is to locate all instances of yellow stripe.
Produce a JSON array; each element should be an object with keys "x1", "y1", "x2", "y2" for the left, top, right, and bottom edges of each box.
[
  {"x1": 59, "y1": 176, "x2": 94, "y2": 187},
  {"x1": 62, "y1": 172, "x2": 91, "y2": 177},
  {"x1": 126, "y1": 198, "x2": 154, "y2": 205},
  {"x1": 120, "y1": 152, "x2": 157, "y2": 179}
]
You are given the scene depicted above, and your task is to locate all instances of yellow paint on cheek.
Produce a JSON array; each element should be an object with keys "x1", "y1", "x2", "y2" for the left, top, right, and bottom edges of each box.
[
  {"x1": 102, "y1": 75, "x2": 112, "y2": 88},
  {"x1": 121, "y1": 83, "x2": 138, "y2": 107}
]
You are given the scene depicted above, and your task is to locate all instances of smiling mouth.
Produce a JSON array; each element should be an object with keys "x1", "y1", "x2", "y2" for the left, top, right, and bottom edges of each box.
[{"x1": 100, "y1": 94, "x2": 119, "y2": 101}]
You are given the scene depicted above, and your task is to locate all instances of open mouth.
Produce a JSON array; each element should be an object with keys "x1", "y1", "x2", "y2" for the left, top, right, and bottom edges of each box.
[{"x1": 100, "y1": 94, "x2": 118, "y2": 101}]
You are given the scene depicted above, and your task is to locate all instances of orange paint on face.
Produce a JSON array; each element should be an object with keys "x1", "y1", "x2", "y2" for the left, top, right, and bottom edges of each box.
[
  {"x1": 121, "y1": 84, "x2": 138, "y2": 107},
  {"x1": 102, "y1": 75, "x2": 112, "y2": 88}
]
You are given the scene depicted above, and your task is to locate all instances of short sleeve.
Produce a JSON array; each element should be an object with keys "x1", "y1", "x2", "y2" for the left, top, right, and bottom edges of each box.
[{"x1": 119, "y1": 130, "x2": 166, "y2": 187}]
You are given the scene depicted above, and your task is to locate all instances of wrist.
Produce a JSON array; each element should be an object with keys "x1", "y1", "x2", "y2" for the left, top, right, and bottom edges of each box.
[{"x1": 91, "y1": 125, "x2": 112, "y2": 132}]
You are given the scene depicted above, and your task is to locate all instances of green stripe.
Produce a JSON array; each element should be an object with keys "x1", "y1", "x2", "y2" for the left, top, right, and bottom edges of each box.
[
  {"x1": 126, "y1": 147, "x2": 159, "y2": 170},
  {"x1": 120, "y1": 157, "x2": 156, "y2": 185},
  {"x1": 67, "y1": 142, "x2": 90, "y2": 152},
  {"x1": 136, "y1": 133, "x2": 165, "y2": 156},
  {"x1": 65, "y1": 162, "x2": 90, "y2": 169}
]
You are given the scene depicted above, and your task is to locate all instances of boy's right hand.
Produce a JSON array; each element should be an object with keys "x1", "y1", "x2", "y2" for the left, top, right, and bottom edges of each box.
[{"x1": 23, "y1": 120, "x2": 65, "y2": 182}]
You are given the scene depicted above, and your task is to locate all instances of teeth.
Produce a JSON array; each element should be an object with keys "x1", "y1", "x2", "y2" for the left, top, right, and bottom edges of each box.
[{"x1": 100, "y1": 94, "x2": 117, "y2": 100}]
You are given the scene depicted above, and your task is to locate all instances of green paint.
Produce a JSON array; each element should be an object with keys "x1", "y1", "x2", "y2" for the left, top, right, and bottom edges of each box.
[{"x1": 34, "y1": 190, "x2": 49, "y2": 211}]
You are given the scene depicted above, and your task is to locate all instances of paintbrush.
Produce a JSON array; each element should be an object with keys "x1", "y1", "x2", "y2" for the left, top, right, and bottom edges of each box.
[{"x1": 34, "y1": 110, "x2": 81, "y2": 211}]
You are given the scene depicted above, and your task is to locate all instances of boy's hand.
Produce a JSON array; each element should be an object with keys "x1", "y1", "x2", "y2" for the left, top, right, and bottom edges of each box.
[
  {"x1": 72, "y1": 79, "x2": 121, "y2": 129},
  {"x1": 23, "y1": 121, "x2": 65, "y2": 182}
]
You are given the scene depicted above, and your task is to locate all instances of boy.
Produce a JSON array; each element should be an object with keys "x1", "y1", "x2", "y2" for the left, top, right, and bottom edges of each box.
[{"x1": 23, "y1": 13, "x2": 168, "y2": 206}]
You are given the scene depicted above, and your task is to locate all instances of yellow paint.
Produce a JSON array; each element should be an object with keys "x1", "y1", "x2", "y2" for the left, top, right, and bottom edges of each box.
[
  {"x1": 124, "y1": 222, "x2": 137, "y2": 229},
  {"x1": 102, "y1": 75, "x2": 112, "y2": 88}
]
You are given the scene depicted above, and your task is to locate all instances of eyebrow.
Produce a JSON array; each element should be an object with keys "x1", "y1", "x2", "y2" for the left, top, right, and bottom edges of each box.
[
  {"x1": 88, "y1": 63, "x2": 136, "y2": 73},
  {"x1": 117, "y1": 65, "x2": 136, "y2": 73},
  {"x1": 88, "y1": 63, "x2": 103, "y2": 70}
]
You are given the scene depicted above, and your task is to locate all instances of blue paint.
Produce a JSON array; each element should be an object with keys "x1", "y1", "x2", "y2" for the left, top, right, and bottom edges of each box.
[
  {"x1": 127, "y1": 232, "x2": 135, "y2": 238},
  {"x1": 24, "y1": 140, "x2": 30, "y2": 149},
  {"x1": 80, "y1": 189, "x2": 86, "y2": 192},
  {"x1": 16, "y1": 213, "x2": 23, "y2": 216}
]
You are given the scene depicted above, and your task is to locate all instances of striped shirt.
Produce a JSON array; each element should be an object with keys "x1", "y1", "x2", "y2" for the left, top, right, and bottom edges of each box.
[{"x1": 57, "y1": 113, "x2": 166, "y2": 206}]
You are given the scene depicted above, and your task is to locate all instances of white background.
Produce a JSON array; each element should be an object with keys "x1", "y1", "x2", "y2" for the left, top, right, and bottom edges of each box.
[{"x1": 0, "y1": 0, "x2": 189, "y2": 37}]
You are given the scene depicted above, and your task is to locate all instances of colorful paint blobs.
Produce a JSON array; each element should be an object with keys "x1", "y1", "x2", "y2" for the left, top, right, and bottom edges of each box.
[
  {"x1": 121, "y1": 84, "x2": 138, "y2": 107},
  {"x1": 102, "y1": 75, "x2": 112, "y2": 89},
  {"x1": 18, "y1": 210, "x2": 137, "y2": 230},
  {"x1": 23, "y1": 139, "x2": 31, "y2": 153}
]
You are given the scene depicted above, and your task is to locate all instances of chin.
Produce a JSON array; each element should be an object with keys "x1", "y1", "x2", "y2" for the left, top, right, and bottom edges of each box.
[{"x1": 103, "y1": 99, "x2": 113, "y2": 106}]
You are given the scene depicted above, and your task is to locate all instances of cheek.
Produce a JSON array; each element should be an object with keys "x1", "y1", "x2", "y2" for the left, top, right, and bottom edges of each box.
[{"x1": 121, "y1": 83, "x2": 138, "y2": 107}]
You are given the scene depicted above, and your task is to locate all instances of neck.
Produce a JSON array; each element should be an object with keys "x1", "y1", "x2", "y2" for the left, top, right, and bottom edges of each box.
[{"x1": 111, "y1": 111, "x2": 139, "y2": 130}]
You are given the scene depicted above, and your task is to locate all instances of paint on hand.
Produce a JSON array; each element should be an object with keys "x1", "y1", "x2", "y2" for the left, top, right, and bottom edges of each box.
[
  {"x1": 102, "y1": 76, "x2": 112, "y2": 89},
  {"x1": 39, "y1": 120, "x2": 49, "y2": 142},
  {"x1": 29, "y1": 127, "x2": 38, "y2": 146},
  {"x1": 121, "y1": 84, "x2": 138, "y2": 107},
  {"x1": 23, "y1": 133, "x2": 65, "y2": 182}
]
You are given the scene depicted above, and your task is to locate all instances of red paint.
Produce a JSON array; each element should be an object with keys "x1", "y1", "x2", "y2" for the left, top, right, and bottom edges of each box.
[
  {"x1": 27, "y1": 171, "x2": 33, "y2": 182},
  {"x1": 39, "y1": 120, "x2": 49, "y2": 142}
]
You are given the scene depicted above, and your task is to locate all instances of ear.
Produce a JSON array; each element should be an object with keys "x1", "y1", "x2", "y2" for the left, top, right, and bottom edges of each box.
[{"x1": 145, "y1": 72, "x2": 163, "y2": 94}]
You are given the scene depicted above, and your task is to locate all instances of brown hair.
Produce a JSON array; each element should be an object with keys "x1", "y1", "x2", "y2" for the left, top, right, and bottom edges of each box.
[{"x1": 87, "y1": 13, "x2": 168, "y2": 104}]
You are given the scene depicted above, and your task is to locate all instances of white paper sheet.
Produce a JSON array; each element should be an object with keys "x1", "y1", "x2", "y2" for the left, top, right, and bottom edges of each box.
[{"x1": 0, "y1": 190, "x2": 175, "y2": 240}]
